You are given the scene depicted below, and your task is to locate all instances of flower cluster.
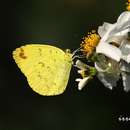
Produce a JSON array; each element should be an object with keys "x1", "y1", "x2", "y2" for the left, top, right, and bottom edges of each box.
[{"x1": 74, "y1": 2, "x2": 130, "y2": 92}]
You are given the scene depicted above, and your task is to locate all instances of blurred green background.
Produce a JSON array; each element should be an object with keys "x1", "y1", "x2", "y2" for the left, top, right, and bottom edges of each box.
[{"x1": 0, "y1": 0, "x2": 130, "y2": 130}]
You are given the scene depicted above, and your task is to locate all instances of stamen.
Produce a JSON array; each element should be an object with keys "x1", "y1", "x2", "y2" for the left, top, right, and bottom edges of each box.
[
  {"x1": 126, "y1": 0, "x2": 130, "y2": 11},
  {"x1": 81, "y1": 30, "x2": 100, "y2": 57}
]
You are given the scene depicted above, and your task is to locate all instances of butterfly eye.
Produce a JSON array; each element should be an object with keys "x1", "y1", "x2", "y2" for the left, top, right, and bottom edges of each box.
[{"x1": 109, "y1": 42, "x2": 120, "y2": 48}]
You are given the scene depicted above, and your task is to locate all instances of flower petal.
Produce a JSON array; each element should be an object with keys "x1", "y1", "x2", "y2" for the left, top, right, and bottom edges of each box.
[
  {"x1": 75, "y1": 78, "x2": 82, "y2": 82},
  {"x1": 76, "y1": 77, "x2": 90, "y2": 90},
  {"x1": 96, "y1": 41, "x2": 121, "y2": 62},
  {"x1": 119, "y1": 60, "x2": 130, "y2": 73},
  {"x1": 103, "y1": 28, "x2": 129, "y2": 49},
  {"x1": 117, "y1": 11, "x2": 130, "y2": 30},
  {"x1": 117, "y1": 21, "x2": 130, "y2": 32},
  {"x1": 120, "y1": 40, "x2": 130, "y2": 63},
  {"x1": 95, "y1": 58, "x2": 120, "y2": 90},
  {"x1": 97, "y1": 72, "x2": 119, "y2": 90},
  {"x1": 106, "y1": 36, "x2": 125, "y2": 47},
  {"x1": 109, "y1": 28, "x2": 129, "y2": 39},
  {"x1": 121, "y1": 72, "x2": 130, "y2": 92},
  {"x1": 98, "y1": 22, "x2": 113, "y2": 37}
]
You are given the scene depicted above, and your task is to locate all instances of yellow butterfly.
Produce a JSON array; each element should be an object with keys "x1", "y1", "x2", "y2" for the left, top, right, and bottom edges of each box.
[{"x1": 13, "y1": 44, "x2": 72, "y2": 96}]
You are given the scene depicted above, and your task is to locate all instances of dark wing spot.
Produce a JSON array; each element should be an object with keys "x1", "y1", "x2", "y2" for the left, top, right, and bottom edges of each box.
[
  {"x1": 47, "y1": 66, "x2": 50, "y2": 69},
  {"x1": 19, "y1": 48, "x2": 27, "y2": 59},
  {"x1": 54, "y1": 82, "x2": 56, "y2": 86},
  {"x1": 37, "y1": 71, "x2": 43, "y2": 79},
  {"x1": 38, "y1": 62, "x2": 45, "y2": 67},
  {"x1": 53, "y1": 58, "x2": 56, "y2": 62},
  {"x1": 38, "y1": 48, "x2": 42, "y2": 56}
]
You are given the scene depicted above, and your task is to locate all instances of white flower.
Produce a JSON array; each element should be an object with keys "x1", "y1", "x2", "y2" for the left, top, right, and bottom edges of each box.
[
  {"x1": 96, "y1": 11, "x2": 130, "y2": 63},
  {"x1": 95, "y1": 11, "x2": 130, "y2": 92},
  {"x1": 75, "y1": 77, "x2": 90, "y2": 90}
]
